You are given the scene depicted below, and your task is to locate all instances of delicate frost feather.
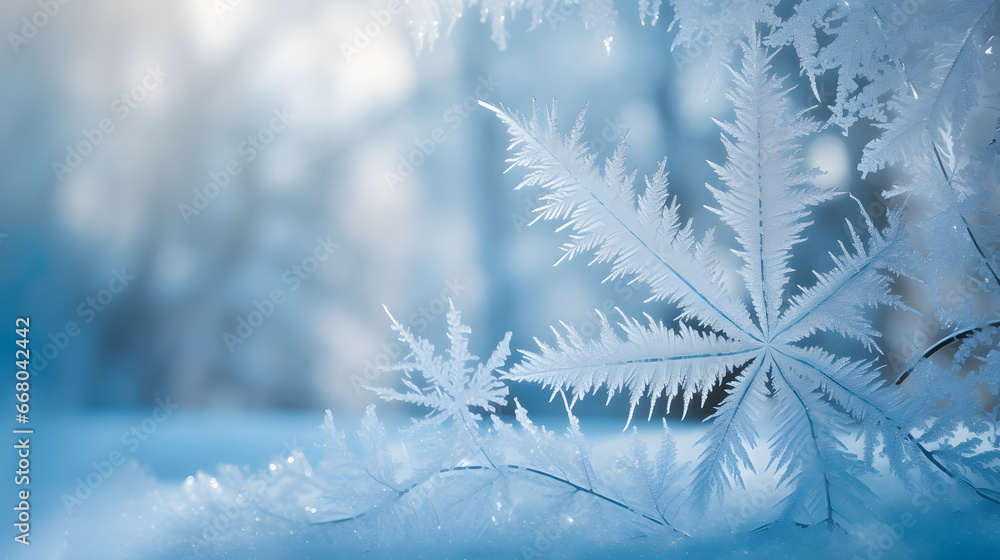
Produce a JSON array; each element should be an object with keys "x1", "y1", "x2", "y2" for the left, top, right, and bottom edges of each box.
[
  {"x1": 479, "y1": 97, "x2": 758, "y2": 341},
  {"x1": 369, "y1": 300, "x2": 511, "y2": 431},
  {"x1": 766, "y1": 0, "x2": 910, "y2": 130},
  {"x1": 511, "y1": 310, "x2": 759, "y2": 424},
  {"x1": 859, "y1": 1, "x2": 997, "y2": 177},
  {"x1": 488, "y1": 37, "x2": 940, "y2": 524}
]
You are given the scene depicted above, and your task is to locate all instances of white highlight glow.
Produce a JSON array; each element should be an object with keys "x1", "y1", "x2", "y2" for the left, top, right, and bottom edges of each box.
[{"x1": 806, "y1": 134, "x2": 851, "y2": 190}]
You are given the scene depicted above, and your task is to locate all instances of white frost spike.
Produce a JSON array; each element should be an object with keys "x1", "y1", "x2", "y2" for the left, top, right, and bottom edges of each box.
[{"x1": 403, "y1": 0, "x2": 636, "y2": 52}]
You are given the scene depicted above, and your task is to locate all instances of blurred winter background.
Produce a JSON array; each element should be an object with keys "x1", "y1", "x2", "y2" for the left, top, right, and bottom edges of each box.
[{"x1": 0, "y1": 0, "x2": 883, "y2": 555}]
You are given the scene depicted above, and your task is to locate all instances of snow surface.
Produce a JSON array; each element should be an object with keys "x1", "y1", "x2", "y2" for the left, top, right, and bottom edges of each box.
[{"x1": 9, "y1": 410, "x2": 998, "y2": 559}]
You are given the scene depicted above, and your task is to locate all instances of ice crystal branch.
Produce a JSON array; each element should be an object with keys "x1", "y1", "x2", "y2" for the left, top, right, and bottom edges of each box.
[{"x1": 486, "y1": 35, "x2": 999, "y2": 527}]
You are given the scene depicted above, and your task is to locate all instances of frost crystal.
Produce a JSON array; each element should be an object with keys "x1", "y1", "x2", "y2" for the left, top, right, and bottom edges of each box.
[{"x1": 485, "y1": 35, "x2": 1000, "y2": 526}]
